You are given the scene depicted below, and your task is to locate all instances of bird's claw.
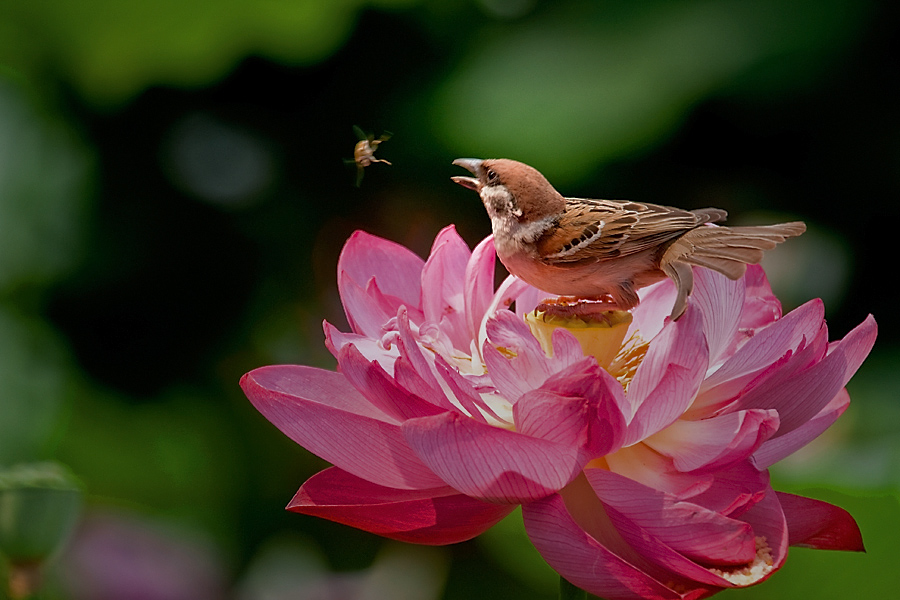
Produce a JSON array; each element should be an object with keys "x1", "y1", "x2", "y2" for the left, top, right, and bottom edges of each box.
[{"x1": 535, "y1": 296, "x2": 623, "y2": 323}]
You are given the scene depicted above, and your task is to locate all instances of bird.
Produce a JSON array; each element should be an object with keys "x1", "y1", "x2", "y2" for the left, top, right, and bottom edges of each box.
[{"x1": 451, "y1": 158, "x2": 806, "y2": 320}]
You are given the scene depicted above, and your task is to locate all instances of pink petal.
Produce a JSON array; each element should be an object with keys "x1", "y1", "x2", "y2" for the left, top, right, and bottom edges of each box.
[
  {"x1": 776, "y1": 491, "x2": 864, "y2": 551},
  {"x1": 685, "y1": 461, "x2": 770, "y2": 517},
  {"x1": 338, "y1": 230, "x2": 424, "y2": 311},
  {"x1": 513, "y1": 282, "x2": 544, "y2": 319},
  {"x1": 645, "y1": 409, "x2": 780, "y2": 473},
  {"x1": 475, "y1": 275, "x2": 531, "y2": 351},
  {"x1": 522, "y1": 491, "x2": 703, "y2": 600},
  {"x1": 338, "y1": 273, "x2": 396, "y2": 338},
  {"x1": 402, "y1": 411, "x2": 585, "y2": 503},
  {"x1": 421, "y1": 226, "x2": 472, "y2": 351},
  {"x1": 241, "y1": 365, "x2": 444, "y2": 490},
  {"x1": 753, "y1": 388, "x2": 849, "y2": 469},
  {"x1": 391, "y1": 307, "x2": 451, "y2": 407},
  {"x1": 514, "y1": 361, "x2": 628, "y2": 457},
  {"x1": 692, "y1": 299, "x2": 827, "y2": 415},
  {"x1": 432, "y1": 353, "x2": 496, "y2": 424},
  {"x1": 729, "y1": 485, "x2": 789, "y2": 574},
  {"x1": 606, "y1": 444, "x2": 714, "y2": 499},
  {"x1": 393, "y1": 352, "x2": 457, "y2": 413},
  {"x1": 624, "y1": 304, "x2": 710, "y2": 444},
  {"x1": 599, "y1": 504, "x2": 735, "y2": 589},
  {"x1": 288, "y1": 467, "x2": 514, "y2": 545},
  {"x1": 736, "y1": 265, "x2": 782, "y2": 334},
  {"x1": 324, "y1": 320, "x2": 397, "y2": 373},
  {"x1": 690, "y1": 268, "x2": 745, "y2": 367},
  {"x1": 482, "y1": 310, "x2": 585, "y2": 402},
  {"x1": 735, "y1": 315, "x2": 876, "y2": 436},
  {"x1": 585, "y1": 468, "x2": 755, "y2": 568},
  {"x1": 336, "y1": 344, "x2": 446, "y2": 420},
  {"x1": 630, "y1": 279, "x2": 677, "y2": 341},
  {"x1": 464, "y1": 235, "x2": 497, "y2": 343}
]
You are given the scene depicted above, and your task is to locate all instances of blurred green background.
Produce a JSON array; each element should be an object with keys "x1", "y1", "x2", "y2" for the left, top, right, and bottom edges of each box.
[{"x1": 0, "y1": 0, "x2": 898, "y2": 598}]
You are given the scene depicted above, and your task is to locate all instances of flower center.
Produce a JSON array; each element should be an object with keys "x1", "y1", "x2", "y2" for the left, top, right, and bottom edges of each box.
[{"x1": 525, "y1": 309, "x2": 649, "y2": 390}]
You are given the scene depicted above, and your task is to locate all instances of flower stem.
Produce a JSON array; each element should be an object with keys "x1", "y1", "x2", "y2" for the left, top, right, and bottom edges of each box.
[{"x1": 559, "y1": 576, "x2": 588, "y2": 600}]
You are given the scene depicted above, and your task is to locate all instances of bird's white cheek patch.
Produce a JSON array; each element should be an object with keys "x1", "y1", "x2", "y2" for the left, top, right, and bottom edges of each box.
[{"x1": 481, "y1": 185, "x2": 522, "y2": 218}]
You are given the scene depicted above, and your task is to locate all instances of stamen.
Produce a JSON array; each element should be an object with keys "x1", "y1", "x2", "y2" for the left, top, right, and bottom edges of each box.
[
  {"x1": 607, "y1": 331, "x2": 650, "y2": 391},
  {"x1": 708, "y1": 536, "x2": 775, "y2": 586}
]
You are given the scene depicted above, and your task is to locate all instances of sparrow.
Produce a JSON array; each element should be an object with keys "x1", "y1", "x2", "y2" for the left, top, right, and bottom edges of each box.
[
  {"x1": 348, "y1": 126, "x2": 392, "y2": 187},
  {"x1": 451, "y1": 158, "x2": 806, "y2": 320}
]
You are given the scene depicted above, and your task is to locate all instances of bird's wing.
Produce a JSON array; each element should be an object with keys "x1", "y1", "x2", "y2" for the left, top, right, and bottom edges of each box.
[{"x1": 535, "y1": 198, "x2": 726, "y2": 263}]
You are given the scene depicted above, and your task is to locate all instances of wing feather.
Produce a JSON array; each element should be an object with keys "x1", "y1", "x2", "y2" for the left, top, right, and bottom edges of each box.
[{"x1": 535, "y1": 198, "x2": 725, "y2": 264}]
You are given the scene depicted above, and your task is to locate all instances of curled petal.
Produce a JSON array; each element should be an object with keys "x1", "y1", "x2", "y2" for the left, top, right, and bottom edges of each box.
[
  {"x1": 728, "y1": 486, "x2": 789, "y2": 574},
  {"x1": 402, "y1": 412, "x2": 585, "y2": 503},
  {"x1": 776, "y1": 491, "x2": 864, "y2": 551},
  {"x1": 338, "y1": 273, "x2": 398, "y2": 339},
  {"x1": 432, "y1": 353, "x2": 497, "y2": 424},
  {"x1": 515, "y1": 361, "x2": 628, "y2": 458},
  {"x1": 625, "y1": 305, "x2": 709, "y2": 443},
  {"x1": 337, "y1": 344, "x2": 446, "y2": 421},
  {"x1": 685, "y1": 462, "x2": 771, "y2": 517},
  {"x1": 753, "y1": 388, "x2": 849, "y2": 469},
  {"x1": 690, "y1": 268, "x2": 745, "y2": 367},
  {"x1": 476, "y1": 275, "x2": 531, "y2": 352},
  {"x1": 421, "y1": 225, "x2": 471, "y2": 350},
  {"x1": 645, "y1": 409, "x2": 780, "y2": 473},
  {"x1": 736, "y1": 265, "x2": 782, "y2": 334},
  {"x1": 482, "y1": 311, "x2": 584, "y2": 402},
  {"x1": 606, "y1": 444, "x2": 714, "y2": 499},
  {"x1": 734, "y1": 315, "x2": 876, "y2": 435},
  {"x1": 393, "y1": 352, "x2": 457, "y2": 413},
  {"x1": 324, "y1": 320, "x2": 398, "y2": 373},
  {"x1": 585, "y1": 468, "x2": 755, "y2": 567},
  {"x1": 693, "y1": 299, "x2": 826, "y2": 415},
  {"x1": 464, "y1": 235, "x2": 497, "y2": 343},
  {"x1": 391, "y1": 307, "x2": 452, "y2": 407},
  {"x1": 241, "y1": 365, "x2": 444, "y2": 490},
  {"x1": 629, "y1": 279, "x2": 677, "y2": 341},
  {"x1": 513, "y1": 283, "x2": 544, "y2": 319},
  {"x1": 523, "y1": 491, "x2": 698, "y2": 600},
  {"x1": 338, "y1": 230, "x2": 423, "y2": 310},
  {"x1": 289, "y1": 467, "x2": 514, "y2": 545}
]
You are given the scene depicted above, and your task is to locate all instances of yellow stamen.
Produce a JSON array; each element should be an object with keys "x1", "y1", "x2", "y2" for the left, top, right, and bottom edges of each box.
[
  {"x1": 607, "y1": 331, "x2": 650, "y2": 391},
  {"x1": 524, "y1": 309, "x2": 649, "y2": 390}
]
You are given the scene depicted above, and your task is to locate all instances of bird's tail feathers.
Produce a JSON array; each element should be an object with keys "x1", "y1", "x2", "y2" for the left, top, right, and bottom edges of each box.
[
  {"x1": 661, "y1": 221, "x2": 805, "y2": 319},
  {"x1": 690, "y1": 207, "x2": 729, "y2": 224}
]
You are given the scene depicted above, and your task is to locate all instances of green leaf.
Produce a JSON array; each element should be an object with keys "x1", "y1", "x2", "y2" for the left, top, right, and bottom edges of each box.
[
  {"x1": 0, "y1": 0, "x2": 419, "y2": 106},
  {"x1": 0, "y1": 310, "x2": 71, "y2": 465}
]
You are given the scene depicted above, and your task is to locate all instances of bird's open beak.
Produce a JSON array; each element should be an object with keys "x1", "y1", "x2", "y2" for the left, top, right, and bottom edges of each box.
[{"x1": 451, "y1": 158, "x2": 483, "y2": 191}]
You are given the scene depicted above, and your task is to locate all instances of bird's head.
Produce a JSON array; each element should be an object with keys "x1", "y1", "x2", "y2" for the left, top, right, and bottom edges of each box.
[{"x1": 451, "y1": 158, "x2": 565, "y2": 226}]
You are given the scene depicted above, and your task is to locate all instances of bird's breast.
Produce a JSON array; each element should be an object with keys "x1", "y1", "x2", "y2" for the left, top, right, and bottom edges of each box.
[{"x1": 497, "y1": 246, "x2": 666, "y2": 298}]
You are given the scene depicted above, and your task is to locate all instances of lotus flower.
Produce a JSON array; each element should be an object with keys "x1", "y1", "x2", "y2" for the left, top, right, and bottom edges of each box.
[{"x1": 241, "y1": 225, "x2": 876, "y2": 599}]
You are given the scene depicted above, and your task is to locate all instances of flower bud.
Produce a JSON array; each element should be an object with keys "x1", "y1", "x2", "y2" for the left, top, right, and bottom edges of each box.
[{"x1": 0, "y1": 462, "x2": 83, "y2": 565}]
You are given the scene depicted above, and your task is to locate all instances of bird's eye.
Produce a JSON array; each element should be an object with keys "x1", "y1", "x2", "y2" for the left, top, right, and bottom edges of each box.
[{"x1": 487, "y1": 170, "x2": 498, "y2": 183}]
